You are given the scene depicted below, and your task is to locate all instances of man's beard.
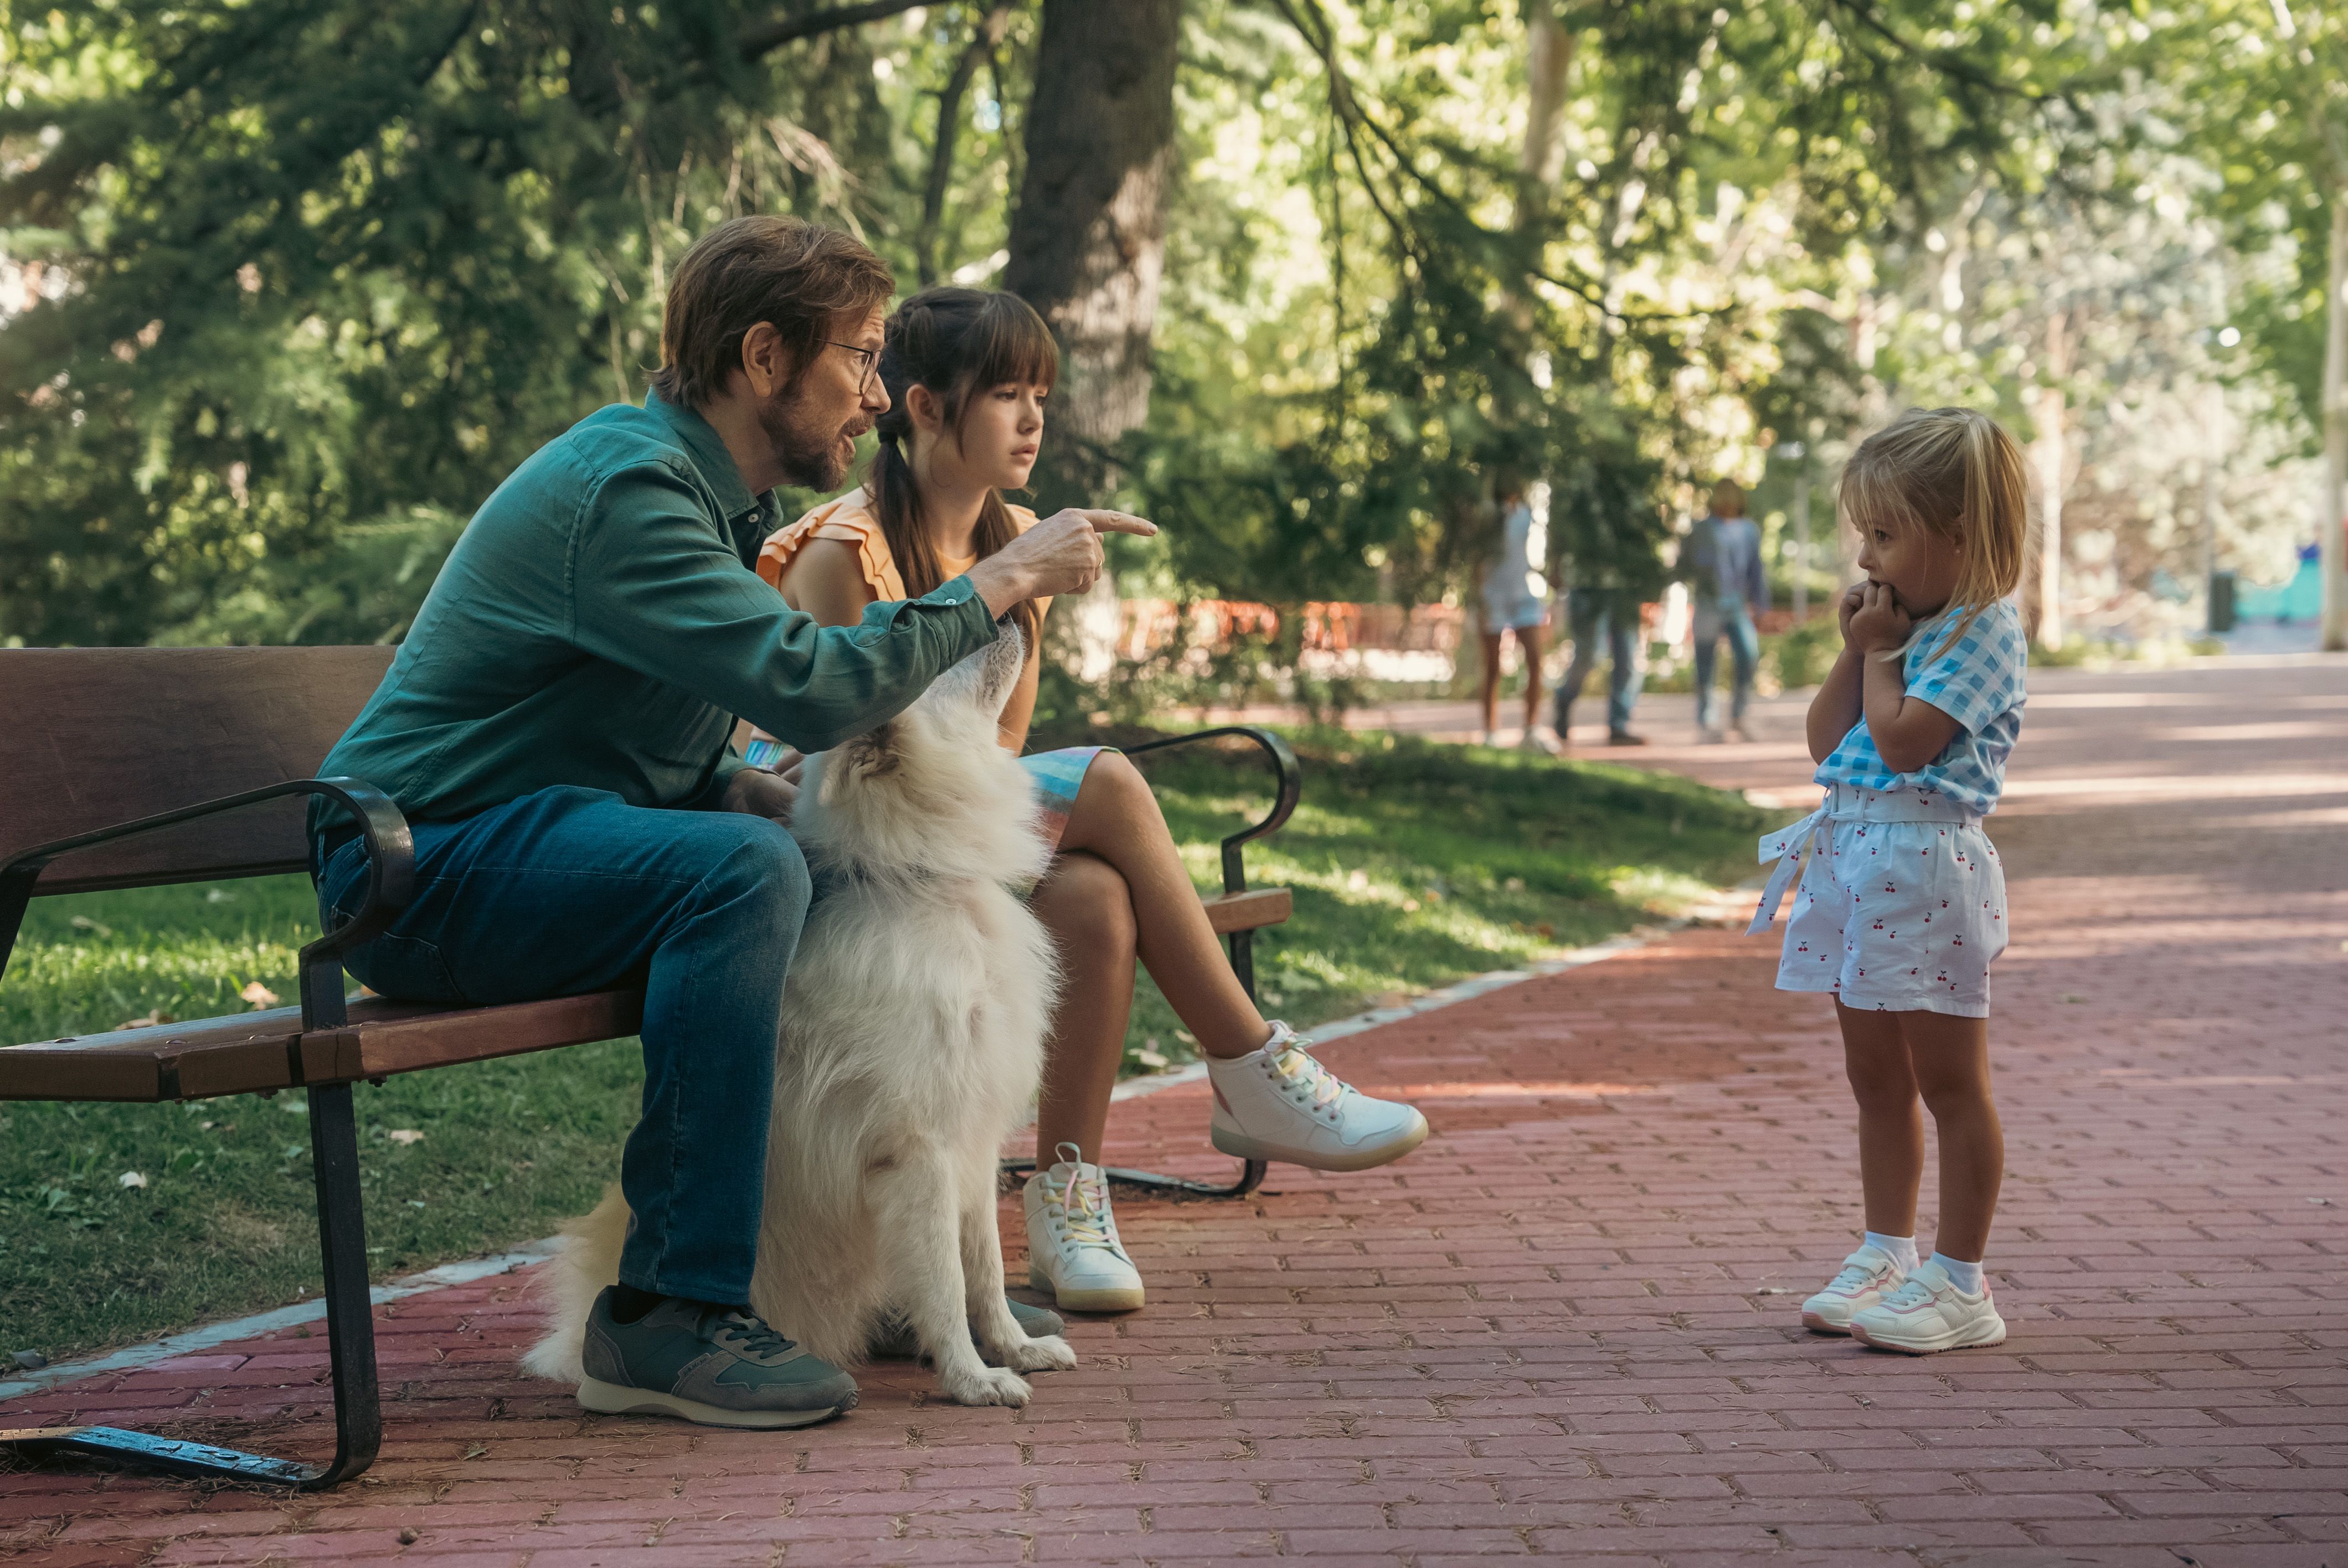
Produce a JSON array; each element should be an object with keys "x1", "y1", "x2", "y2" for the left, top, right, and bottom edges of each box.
[{"x1": 757, "y1": 385, "x2": 863, "y2": 492}]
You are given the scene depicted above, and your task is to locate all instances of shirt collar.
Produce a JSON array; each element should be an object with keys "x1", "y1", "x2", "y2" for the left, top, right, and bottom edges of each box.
[{"x1": 646, "y1": 389, "x2": 770, "y2": 523}]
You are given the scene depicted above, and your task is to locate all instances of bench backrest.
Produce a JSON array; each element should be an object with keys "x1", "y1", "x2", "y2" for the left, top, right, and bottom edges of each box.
[{"x1": 0, "y1": 647, "x2": 397, "y2": 896}]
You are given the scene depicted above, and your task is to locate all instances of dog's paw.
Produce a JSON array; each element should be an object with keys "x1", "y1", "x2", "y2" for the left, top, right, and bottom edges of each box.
[
  {"x1": 997, "y1": 1332, "x2": 1077, "y2": 1374},
  {"x1": 936, "y1": 1363, "x2": 1034, "y2": 1407}
]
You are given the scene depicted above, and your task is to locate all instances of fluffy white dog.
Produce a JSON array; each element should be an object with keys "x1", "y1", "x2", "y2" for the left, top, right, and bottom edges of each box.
[{"x1": 526, "y1": 629, "x2": 1078, "y2": 1406}]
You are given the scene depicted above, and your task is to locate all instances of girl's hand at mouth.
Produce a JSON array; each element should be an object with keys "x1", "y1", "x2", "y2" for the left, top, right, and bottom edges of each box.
[
  {"x1": 1837, "y1": 581, "x2": 1869, "y2": 644},
  {"x1": 1846, "y1": 580, "x2": 1913, "y2": 654}
]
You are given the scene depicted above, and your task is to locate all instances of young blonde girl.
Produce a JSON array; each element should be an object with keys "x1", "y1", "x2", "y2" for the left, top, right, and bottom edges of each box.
[
  {"x1": 1750, "y1": 407, "x2": 2031, "y2": 1354},
  {"x1": 747, "y1": 287, "x2": 1429, "y2": 1317}
]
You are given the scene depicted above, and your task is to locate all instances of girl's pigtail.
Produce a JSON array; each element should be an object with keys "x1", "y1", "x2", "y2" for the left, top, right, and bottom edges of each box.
[{"x1": 863, "y1": 287, "x2": 1054, "y2": 647}]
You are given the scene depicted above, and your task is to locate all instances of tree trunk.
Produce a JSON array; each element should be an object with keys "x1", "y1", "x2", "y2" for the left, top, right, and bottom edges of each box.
[
  {"x1": 1513, "y1": 0, "x2": 1573, "y2": 596},
  {"x1": 2030, "y1": 312, "x2": 2071, "y2": 652},
  {"x1": 1517, "y1": 1, "x2": 1573, "y2": 220},
  {"x1": 1003, "y1": 0, "x2": 1183, "y2": 502},
  {"x1": 2322, "y1": 197, "x2": 2346, "y2": 651}
]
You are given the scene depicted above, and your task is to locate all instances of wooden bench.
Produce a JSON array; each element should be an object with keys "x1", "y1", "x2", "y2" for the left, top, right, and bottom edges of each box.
[{"x1": 0, "y1": 646, "x2": 1298, "y2": 1489}]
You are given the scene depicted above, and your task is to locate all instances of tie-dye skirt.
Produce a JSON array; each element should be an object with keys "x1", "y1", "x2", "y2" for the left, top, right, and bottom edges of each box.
[{"x1": 1019, "y1": 746, "x2": 1109, "y2": 850}]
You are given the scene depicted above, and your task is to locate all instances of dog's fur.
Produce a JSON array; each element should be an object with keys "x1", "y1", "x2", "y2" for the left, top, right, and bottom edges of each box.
[{"x1": 524, "y1": 629, "x2": 1077, "y2": 1406}]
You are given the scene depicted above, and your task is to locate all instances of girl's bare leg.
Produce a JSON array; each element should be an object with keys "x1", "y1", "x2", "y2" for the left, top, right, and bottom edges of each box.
[
  {"x1": 1030, "y1": 852, "x2": 1136, "y2": 1166},
  {"x1": 1517, "y1": 624, "x2": 1547, "y2": 728},
  {"x1": 1056, "y1": 754, "x2": 1271, "y2": 1067},
  {"x1": 1836, "y1": 999, "x2": 1924, "y2": 1238},
  {"x1": 1901, "y1": 1010, "x2": 2001, "y2": 1261},
  {"x1": 1478, "y1": 633, "x2": 1505, "y2": 735}
]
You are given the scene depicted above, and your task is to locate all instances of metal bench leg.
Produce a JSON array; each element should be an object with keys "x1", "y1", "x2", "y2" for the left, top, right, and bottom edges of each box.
[
  {"x1": 2, "y1": 1081, "x2": 382, "y2": 1488},
  {"x1": 1004, "y1": 929, "x2": 1270, "y2": 1201}
]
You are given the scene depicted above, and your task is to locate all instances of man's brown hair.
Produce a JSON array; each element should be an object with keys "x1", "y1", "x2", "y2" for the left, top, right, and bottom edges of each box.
[{"x1": 650, "y1": 215, "x2": 896, "y2": 410}]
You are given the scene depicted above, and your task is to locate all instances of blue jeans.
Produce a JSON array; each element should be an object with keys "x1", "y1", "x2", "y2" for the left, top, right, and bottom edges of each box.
[
  {"x1": 1556, "y1": 589, "x2": 1642, "y2": 734},
  {"x1": 315, "y1": 785, "x2": 809, "y2": 1304},
  {"x1": 1692, "y1": 600, "x2": 1761, "y2": 730}
]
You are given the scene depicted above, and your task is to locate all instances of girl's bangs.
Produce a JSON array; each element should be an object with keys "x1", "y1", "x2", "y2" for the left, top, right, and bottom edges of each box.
[
  {"x1": 1839, "y1": 462, "x2": 1934, "y2": 538},
  {"x1": 965, "y1": 295, "x2": 1059, "y2": 392}
]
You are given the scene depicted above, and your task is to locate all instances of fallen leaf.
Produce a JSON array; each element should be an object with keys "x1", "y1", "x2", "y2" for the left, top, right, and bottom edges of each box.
[
  {"x1": 69, "y1": 916, "x2": 113, "y2": 938},
  {"x1": 240, "y1": 981, "x2": 279, "y2": 1009},
  {"x1": 386, "y1": 1129, "x2": 425, "y2": 1146},
  {"x1": 1132, "y1": 1048, "x2": 1168, "y2": 1071},
  {"x1": 114, "y1": 1011, "x2": 175, "y2": 1030},
  {"x1": 117, "y1": 1171, "x2": 147, "y2": 1189}
]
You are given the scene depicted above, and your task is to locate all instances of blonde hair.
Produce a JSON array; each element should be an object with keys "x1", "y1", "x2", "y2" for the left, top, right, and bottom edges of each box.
[{"x1": 1839, "y1": 406, "x2": 2028, "y2": 658}]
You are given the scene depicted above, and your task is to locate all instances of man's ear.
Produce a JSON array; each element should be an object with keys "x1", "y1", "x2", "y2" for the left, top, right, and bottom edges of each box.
[{"x1": 739, "y1": 321, "x2": 796, "y2": 401}]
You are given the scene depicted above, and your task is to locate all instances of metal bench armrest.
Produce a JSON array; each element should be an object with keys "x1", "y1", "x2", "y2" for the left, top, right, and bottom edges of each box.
[
  {"x1": 1124, "y1": 725, "x2": 1301, "y2": 895},
  {"x1": 0, "y1": 777, "x2": 414, "y2": 1032}
]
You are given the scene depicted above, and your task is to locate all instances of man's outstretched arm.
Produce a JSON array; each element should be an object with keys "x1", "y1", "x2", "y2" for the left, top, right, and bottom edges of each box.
[{"x1": 570, "y1": 471, "x2": 1154, "y2": 753}]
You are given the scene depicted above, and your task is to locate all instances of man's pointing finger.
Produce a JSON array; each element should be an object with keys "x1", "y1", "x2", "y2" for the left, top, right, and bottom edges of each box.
[{"x1": 1083, "y1": 510, "x2": 1160, "y2": 538}]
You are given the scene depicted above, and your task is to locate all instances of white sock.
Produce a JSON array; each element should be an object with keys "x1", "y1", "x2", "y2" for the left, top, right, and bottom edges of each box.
[
  {"x1": 1864, "y1": 1231, "x2": 1919, "y2": 1274},
  {"x1": 1930, "y1": 1252, "x2": 1985, "y2": 1295}
]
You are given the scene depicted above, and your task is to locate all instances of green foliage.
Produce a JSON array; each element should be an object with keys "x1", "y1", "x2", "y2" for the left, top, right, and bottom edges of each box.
[
  {"x1": 1123, "y1": 0, "x2": 2102, "y2": 648},
  {"x1": 2137, "y1": 0, "x2": 2345, "y2": 432},
  {"x1": 2, "y1": 0, "x2": 2112, "y2": 652},
  {"x1": 0, "y1": 0, "x2": 1037, "y2": 646}
]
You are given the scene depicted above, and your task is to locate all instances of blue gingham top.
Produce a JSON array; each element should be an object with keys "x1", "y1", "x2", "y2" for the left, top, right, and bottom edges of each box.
[{"x1": 1814, "y1": 598, "x2": 2027, "y2": 816}]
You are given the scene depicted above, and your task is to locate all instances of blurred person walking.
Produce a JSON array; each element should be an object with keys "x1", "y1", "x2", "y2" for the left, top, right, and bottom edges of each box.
[
  {"x1": 1686, "y1": 479, "x2": 1768, "y2": 742},
  {"x1": 1476, "y1": 477, "x2": 1559, "y2": 752}
]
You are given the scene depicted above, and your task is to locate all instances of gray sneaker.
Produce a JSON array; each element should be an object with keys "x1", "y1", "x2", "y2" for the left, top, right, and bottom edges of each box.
[
  {"x1": 578, "y1": 1288, "x2": 858, "y2": 1428},
  {"x1": 867, "y1": 1298, "x2": 1067, "y2": 1361}
]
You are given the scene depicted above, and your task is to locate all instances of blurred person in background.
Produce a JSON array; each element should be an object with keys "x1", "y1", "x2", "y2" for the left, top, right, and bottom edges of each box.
[
  {"x1": 1685, "y1": 479, "x2": 1768, "y2": 742},
  {"x1": 1476, "y1": 475, "x2": 1560, "y2": 752}
]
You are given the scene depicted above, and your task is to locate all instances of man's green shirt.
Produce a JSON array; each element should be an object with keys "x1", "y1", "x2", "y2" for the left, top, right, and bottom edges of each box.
[{"x1": 312, "y1": 393, "x2": 998, "y2": 847}]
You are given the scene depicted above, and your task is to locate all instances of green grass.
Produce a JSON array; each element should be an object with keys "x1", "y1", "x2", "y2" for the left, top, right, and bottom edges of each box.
[{"x1": 0, "y1": 732, "x2": 1758, "y2": 1364}]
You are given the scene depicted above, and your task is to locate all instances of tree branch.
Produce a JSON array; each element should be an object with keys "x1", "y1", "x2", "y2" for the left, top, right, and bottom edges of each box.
[
  {"x1": 739, "y1": 0, "x2": 930, "y2": 63},
  {"x1": 918, "y1": 2, "x2": 1015, "y2": 286}
]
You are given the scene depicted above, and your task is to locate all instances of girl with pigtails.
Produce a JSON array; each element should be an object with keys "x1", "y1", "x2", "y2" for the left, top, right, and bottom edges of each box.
[{"x1": 748, "y1": 288, "x2": 1429, "y2": 1316}]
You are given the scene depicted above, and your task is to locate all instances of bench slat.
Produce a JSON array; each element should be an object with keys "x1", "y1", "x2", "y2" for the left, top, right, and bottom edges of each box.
[
  {"x1": 0, "y1": 990, "x2": 646, "y2": 1104},
  {"x1": 1201, "y1": 886, "x2": 1291, "y2": 933}
]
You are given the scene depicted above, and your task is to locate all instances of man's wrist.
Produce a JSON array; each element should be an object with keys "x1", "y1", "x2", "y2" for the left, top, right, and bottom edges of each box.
[{"x1": 966, "y1": 557, "x2": 1034, "y2": 619}]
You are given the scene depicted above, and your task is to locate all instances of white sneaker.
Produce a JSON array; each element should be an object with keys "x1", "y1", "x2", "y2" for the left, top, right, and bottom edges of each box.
[
  {"x1": 1800, "y1": 1244, "x2": 1907, "y2": 1334},
  {"x1": 1477, "y1": 729, "x2": 1502, "y2": 748},
  {"x1": 1207, "y1": 1023, "x2": 1430, "y2": 1172},
  {"x1": 1848, "y1": 1258, "x2": 2006, "y2": 1354},
  {"x1": 1519, "y1": 725, "x2": 1563, "y2": 756},
  {"x1": 1023, "y1": 1145, "x2": 1144, "y2": 1313}
]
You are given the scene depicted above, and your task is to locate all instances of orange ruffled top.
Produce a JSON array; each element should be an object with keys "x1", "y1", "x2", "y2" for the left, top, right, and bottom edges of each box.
[{"x1": 756, "y1": 488, "x2": 1047, "y2": 622}]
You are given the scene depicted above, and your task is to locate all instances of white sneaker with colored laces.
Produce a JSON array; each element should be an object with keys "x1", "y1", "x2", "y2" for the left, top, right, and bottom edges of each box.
[
  {"x1": 1800, "y1": 1244, "x2": 1908, "y2": 1334},
  {"x1": 1848, "y1": 1258, "x2": 2006, "y2": 1354},
  {"x1": 1206, "y1": 1023, "x2": 1430, "y2": 1172},
  {"x1": 1024, "y1": 1145, "x2": 1145, "y2": 1313}
]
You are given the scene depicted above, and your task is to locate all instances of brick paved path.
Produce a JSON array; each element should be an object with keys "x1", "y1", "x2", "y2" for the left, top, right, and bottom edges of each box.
[{"x1": 4, "y1": 657, "x2": 2345, "y2": 1566}]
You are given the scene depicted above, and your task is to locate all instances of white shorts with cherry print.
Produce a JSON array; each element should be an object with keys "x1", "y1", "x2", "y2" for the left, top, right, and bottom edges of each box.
[{"x1": 1756, "y1": 784, "x2": 2009, "y2": 1019}]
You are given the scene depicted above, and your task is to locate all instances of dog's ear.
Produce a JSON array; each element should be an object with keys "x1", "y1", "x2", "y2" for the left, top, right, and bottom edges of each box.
[{"x1": 821, "y1": 720, "x2": 900, "y2": 800}]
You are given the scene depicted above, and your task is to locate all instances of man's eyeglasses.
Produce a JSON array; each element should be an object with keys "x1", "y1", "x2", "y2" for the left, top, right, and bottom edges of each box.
[{"x1": 826, "y1": 340, "x2": 880, "y2": 393}]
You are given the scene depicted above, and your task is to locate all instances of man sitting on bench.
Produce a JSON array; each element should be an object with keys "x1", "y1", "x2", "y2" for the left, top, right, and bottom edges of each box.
[{"x1": 310, "y1": 216, "x2": 1145, "y2": 1430}]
